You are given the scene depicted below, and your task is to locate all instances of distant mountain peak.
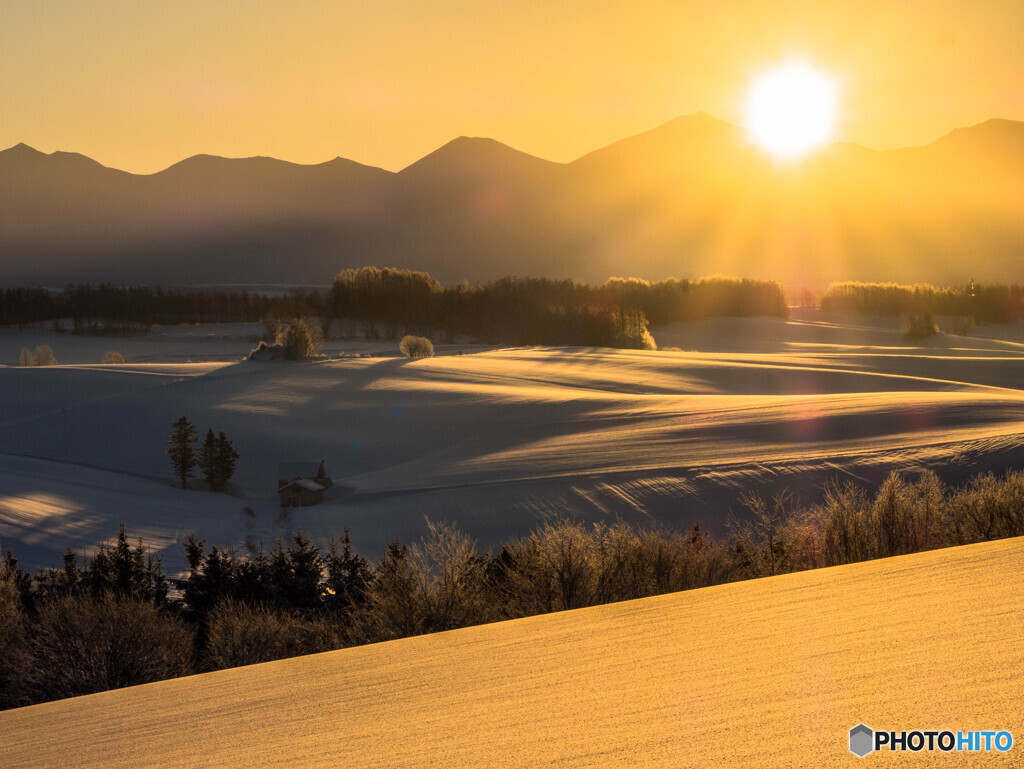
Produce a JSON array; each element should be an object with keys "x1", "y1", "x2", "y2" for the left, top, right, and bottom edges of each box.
[
  {"x1": 399, "y1": 135, "x2": 558, "y2": 177},
  {"x1": 0, "y1": 143, "x2": 116, "y2": 175},
  {"x1": 3, "y1": 142, "x2": 44, "y2": 157}
]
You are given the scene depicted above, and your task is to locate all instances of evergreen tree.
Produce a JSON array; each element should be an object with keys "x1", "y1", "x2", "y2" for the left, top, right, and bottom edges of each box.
[
  {"x1": 269, "y1": 533, "x2": 324, "y2": 612},
  {"x1": 326, "y1": 528, "x2": 372, "y2": 612},
  {"x1": 196, "y1": 429, "x2": 239, "y2": 491},
  {"x1": 165, "y1": 416, "x2": 198, "y2": 489},
  {"x1": 214, "y1": 431, "x2": 239, "y2": 490},
  {"x1": 197, "y1": 429, "x2": 219, "y2": 489}
]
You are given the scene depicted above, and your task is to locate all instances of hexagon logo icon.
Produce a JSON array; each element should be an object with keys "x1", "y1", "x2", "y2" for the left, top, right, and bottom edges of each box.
[{"x1": 849, "y1": 723, "x2": 874, "y2": 757}]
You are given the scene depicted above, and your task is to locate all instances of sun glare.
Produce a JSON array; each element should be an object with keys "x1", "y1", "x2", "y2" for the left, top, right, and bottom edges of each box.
[{"x1": 744, "y1": 62, "x2": 838, "y2": 160}]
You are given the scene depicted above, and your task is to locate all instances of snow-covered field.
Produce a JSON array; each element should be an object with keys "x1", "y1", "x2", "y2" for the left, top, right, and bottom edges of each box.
[
  {"x1": 1, "y1": 310, "x2": 1023, "y2": 575},
  {"x1": 2, "y1": 536, "x2": 1020, "y2": 768}
]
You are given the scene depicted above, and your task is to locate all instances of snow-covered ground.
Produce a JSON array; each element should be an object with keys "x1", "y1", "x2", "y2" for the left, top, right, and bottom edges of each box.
[
  {"x1": 2, "y1": 536, "x2": 1020, "y2": 768},
  {"x1": 1, "y1": 310, "x2": 1023, "y2": 576}
]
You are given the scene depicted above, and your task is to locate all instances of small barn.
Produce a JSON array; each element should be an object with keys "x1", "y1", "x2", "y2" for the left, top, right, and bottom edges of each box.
[
  {"x1": 277, "y1": 460, "x2": 332, "y2": 489},
  {"x1": 279, "y1": 478, "x2": 325, "y2": 507},
  {"x1": 276, "y1": 460, "x2": 332, "y2": 507}
]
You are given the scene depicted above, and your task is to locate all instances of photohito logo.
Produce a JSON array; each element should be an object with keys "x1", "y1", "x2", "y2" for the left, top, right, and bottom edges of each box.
[{"x1": 849, "y1": 724, "x2": 1014, "y2": 757}]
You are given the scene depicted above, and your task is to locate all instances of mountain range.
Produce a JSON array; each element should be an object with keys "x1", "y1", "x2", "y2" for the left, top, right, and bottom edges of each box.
[{"x1": 2, "y1": 113, "x2": 1022, "y2": 289}]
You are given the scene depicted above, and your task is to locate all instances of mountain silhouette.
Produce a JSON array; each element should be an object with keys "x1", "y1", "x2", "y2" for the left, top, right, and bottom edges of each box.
[{"x1": 1, "y1": 115, "x2": 1022, "y2": 288}]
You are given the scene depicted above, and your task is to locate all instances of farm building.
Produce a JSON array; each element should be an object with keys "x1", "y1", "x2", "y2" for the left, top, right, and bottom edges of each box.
[
  {"x1": 279, "y1": 478, "x2": 325, "y2": 507},
  {"x1": 276, "y1": 460, "x2": 332, "y2": 507}
]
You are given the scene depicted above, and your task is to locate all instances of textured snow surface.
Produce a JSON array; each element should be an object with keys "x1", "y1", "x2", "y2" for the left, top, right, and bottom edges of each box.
[{"x1": 1, "y1": 312, "x2": 1024, "y2": 574}]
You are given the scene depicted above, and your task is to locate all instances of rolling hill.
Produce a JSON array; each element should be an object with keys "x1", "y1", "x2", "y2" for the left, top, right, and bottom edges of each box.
[
  {"x1": 1, "y1": 115, "x2": 1022, "y2": 288},
  {"x1": 1, "y1": 310, "x2": 1023, "y2": 575},
  {"x1": 1, "y1": 535, "x2": 1020, "y2": 767}
]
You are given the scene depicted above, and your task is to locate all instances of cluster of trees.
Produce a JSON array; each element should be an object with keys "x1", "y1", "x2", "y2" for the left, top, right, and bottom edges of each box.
[
  {"x1": 820, "y1": 280, "x2": 1024, "y2": 325},
  {"x1": 2, "y1": 467, "x2": 1022, "y2": 710},
  {"x1": 165, "y1": 417, "x2": 239, "y2": 491},
  {"x1": 18, "y1": 345, "x2": 57, "y2": 366},
  {"x1": 330, "y1": 268, "x2": 786, "y2": 349},
  {"x1": 248, "y1": 318, "x2": 322, "y2": 361}
]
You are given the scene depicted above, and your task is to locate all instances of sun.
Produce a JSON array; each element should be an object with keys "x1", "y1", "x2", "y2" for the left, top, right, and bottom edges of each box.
[{"x1": 744, "y1": 62, "x2": 838, "y2": 160}]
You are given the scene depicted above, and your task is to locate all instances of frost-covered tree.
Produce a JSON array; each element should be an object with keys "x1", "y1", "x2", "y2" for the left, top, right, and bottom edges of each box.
[
  {"x1": 399, "y1": 335, "x2": 434, "y2": 358},
  {"x1": 18, "y1": 348, "x2": 33, "y2": 366},
  {"x1": 283, "y1": 318, "x2": 315, "y2": 361},
  {"x1": 101, "y1": 351, "x2": 126, "y2": 364},
  {"x1": 165, "y1": 417, "x2": 198, "y2": 489},
  {"x1": 33, "y1": 345, "x2": 56, "y2": 366}
]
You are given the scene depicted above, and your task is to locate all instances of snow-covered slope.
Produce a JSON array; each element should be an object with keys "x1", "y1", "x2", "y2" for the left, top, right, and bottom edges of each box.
[
  {"x1": 1, "y1": 312, "x2": 1023, "y2": 575},
  {"x1": 2, "y1": 537, "x2": 1020, "y2": 768}
]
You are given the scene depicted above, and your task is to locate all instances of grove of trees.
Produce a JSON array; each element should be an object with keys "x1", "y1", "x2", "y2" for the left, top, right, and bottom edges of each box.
[
  {"x1": 1, "y1": 269, "x2": 789, "y2": 352},
  {"x1": 820, "y1": 280, "x2": 1024, "y2": 325},
  {"x1": 165, "y1": 418, "x2": 239, "y2": 491}
]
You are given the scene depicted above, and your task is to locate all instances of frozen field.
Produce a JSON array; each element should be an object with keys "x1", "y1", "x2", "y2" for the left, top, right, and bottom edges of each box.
[
  {"x1": 2, "y1": 536, "x2": 1021, "y2": 768},
  {"x1": 1, "y1": 310, "x2": 1023, "y2": 575}
]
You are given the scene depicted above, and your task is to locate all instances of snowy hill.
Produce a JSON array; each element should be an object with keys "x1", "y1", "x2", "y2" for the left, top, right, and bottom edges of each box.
[{"x1": 1, "y1": 536, "x2": 1020, "y2": 767}]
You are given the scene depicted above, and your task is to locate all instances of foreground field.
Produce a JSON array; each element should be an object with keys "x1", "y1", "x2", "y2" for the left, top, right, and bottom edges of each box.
[
  {"x1": 1, "y1": 311, "x2": 1023, "y2": 573},
  {"x1": 2, "y1": 537, "x2": 1020, "y2": 767}
]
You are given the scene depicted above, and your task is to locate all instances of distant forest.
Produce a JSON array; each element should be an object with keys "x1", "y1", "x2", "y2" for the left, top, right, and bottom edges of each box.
[
  {"x1": 2, "y1": 467, "x2": 1022, "y2": 710},
  {"x1": 0, "y1": 270, "x2": 788, "y2": 349},
  {"x1": 821, "y1": 280, "x2": 1024, "y2": 324}
]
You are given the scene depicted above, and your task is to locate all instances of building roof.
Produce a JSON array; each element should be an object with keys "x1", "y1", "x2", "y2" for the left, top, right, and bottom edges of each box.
[
  {"x1": 277, "y1": 460, "x2": 325, "y2": 479},
  {"x1": 279, "y1": 479, "x2": 325, "y2": 493}
]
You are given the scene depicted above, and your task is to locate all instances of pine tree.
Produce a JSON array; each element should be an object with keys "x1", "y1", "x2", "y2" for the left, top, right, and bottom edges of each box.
[
  {"x1": 165, "y1": 416, "x2": 198, "y2": 489},
  {"x1": 326, "y1": 528, "x2": 372, "y2": 612},
  {"x1": 214, "y1": 431, "x2": 239, "y2": 490},
  {"x1": 197, "y1": 429, "x2": 219, "y2": 489}
]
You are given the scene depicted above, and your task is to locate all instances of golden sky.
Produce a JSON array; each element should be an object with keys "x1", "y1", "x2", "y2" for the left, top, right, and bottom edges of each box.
[{"x1": 2, "y1": 0, "x2": 1021, "y2": 173}]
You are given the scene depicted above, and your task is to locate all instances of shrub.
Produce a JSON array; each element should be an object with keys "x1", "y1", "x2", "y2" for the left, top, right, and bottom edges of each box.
[
  {"x1": 101, "y1": 351, "x2": 126, "y2": 364},
  {"x1": 27, "y1": 592, "x2": 194, "y2": 701},
  {"x1": 902, "y1": 308, "x2": 939, "y2": 341},
  {"x1": 400, "y1": 335, "x2": 434, "y2": 358},
  {"x1": 203, "y1": 599, "x2": 339, "y2": 671}
]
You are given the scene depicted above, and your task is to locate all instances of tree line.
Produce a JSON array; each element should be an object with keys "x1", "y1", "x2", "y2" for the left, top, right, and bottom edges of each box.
[
  {"x1": 1, "y1": 269, "x2": 788, "y2": 351},
  {"x1": 820, "y1": 280, "x2": 1024, "y2": 325},
  {"x1": 330, "y1": 267, "x2": 788, "y2": 348},
  {"x1": 2, "y1": 466, "x2": 1022, "y2": 710},
  {"x1": 0, "y1": 284, "x2": 321, "y2": 332}
]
